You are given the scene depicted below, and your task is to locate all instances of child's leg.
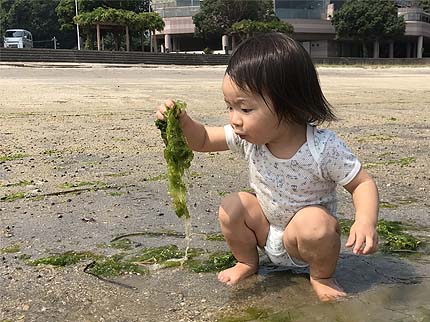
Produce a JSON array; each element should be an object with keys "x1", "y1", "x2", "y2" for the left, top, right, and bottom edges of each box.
[
  {"x1": 217, "y1": 192, "x2": 269, "y2": 285},
  {"x1": 283, "y1": 206, "x2": 346, "y2": 301}
]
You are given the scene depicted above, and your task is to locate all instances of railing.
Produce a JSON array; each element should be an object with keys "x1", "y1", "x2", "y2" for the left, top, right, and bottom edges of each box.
[
  {"x1": 0, "y1": 48, "x2": 230, "y2": 65},
  {"x1": 152, "y1": 5, "x2": 200, "y2": 18},
  {"x1": 1, "y1": 48, "x2": 428, "y2": 66},
  {"x1": 398, "y1": 8, "x2": 430, "y2": 23}
]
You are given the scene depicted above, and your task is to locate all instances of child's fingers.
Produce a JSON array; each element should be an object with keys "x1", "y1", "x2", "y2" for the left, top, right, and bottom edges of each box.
[
  {"x1": 164, "y1": 99, "x2": 175, "y2": 108},
  {"x1": 155, "y1": 109, "x2": 165, "y2": 120},
  {"x1": 362, "y1": 234, "x2": 378, "y2": 254},
  {"x1": 345, "y1": 232, "x2": 356, "y2": 248},
  {"x1": 155, "y1": 99, "x2": 175, "y2": 120},
  {"x1": 352, "y1": 234, "x2": 365, "y2": 254}
]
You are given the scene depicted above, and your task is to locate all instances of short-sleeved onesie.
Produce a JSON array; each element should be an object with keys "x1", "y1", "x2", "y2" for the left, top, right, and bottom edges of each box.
[{"x1": 224, "y1": 124, "x2": 361, "y2": 266}]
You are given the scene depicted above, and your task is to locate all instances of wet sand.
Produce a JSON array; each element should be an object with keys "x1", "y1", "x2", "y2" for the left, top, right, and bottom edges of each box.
[{"x1": 1, "y1": 63, "x2": 429, "y2": 321}]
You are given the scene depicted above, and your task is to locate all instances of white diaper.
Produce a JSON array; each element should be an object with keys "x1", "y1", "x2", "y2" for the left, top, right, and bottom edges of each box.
[{"x1": 263, "y1": 225, "x2": 308, "y2": 267}]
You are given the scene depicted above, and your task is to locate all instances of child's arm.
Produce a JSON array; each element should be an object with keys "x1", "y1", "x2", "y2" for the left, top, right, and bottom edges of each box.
[
  {"x1": 343, "y1": 168, "x2": 379, "y2": 255},
  {"x1": 156, "y1": 99, "x2": 228, "y2": 152}
]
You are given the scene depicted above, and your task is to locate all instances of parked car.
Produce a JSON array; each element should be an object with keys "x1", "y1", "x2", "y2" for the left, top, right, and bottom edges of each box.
[{"x1": 3, "y1": 29, "x2": 33, "y2": 48}]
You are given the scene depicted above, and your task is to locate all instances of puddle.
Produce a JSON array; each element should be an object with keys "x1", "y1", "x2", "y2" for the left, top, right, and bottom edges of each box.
[{"x1": 216, "y1": 253, "x2": 430, "y2": 322}]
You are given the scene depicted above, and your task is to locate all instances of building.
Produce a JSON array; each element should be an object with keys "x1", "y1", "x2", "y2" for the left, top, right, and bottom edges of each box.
[{"x1": 151, "y1": 0, "x2": 430, "y2": 58}]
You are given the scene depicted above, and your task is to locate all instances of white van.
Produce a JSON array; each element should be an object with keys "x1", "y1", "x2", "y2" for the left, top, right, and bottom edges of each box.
[{"x1": 3, "y1": 29, "x2": 33, "y2": 48}]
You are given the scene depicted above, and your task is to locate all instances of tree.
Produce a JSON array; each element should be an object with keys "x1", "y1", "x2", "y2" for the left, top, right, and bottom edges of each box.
[
  {"x1": 56, "y1": 0, "x2": 153, "y2": 50},
  {"x1": 331, "y1": 0, "x2": 405, "y2": 57},
  {"x1": 231, "y1": 19, "x2": 293, "y2": 39},
  {"x1": 3, "y1": 0, "x2": 75, "y2": 48},
  {"x1": 132, "y1": 12, "x2": 164, "y2": 51},
  {"x1": 74, "y1": 7, "x2": 163, "y2": 51},
  {"x1": 420, "y1": 0, "x2": 430, "y2": 11},
  {"x1": 56, "y1": 0, "x2": 150, "y2": 31},
  {"x1": 0, "y1": 0, "x2": 15, "y2": 36},
  {"x1": 192, "y1": 0, "x2": 277, "y2": 39}
]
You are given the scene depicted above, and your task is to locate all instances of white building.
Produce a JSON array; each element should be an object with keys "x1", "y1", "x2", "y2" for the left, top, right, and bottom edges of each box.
[{"x1": 151, "y1": 0, "x2": 430, "y2": 58}]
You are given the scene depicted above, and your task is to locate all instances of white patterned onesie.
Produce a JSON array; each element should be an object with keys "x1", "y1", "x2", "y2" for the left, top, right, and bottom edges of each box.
[{"x1": 224, "y1": 124, "x2": 361, "y2": 266}]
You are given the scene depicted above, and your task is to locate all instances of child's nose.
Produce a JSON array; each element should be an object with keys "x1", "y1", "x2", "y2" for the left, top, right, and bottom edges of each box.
[{"x1": 230, "y1": 111, "x2": 243, "y2": 128}]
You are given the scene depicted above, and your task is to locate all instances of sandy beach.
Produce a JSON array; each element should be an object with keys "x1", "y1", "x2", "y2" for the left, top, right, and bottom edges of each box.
[{"x1": 1, "y1": 63, "x2": 429, "y2": 322}]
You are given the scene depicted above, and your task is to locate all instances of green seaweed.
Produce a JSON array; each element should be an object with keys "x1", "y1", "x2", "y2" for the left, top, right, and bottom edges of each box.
[
  {"x1": 109, "y1": 238, "x2": 134, "y2": 250},
  {"x1": 187, "y1": 251, "x2": 236, "y2": 273},
  {"x1": 155, "y1": 100, "x2": 194, "y2": 218},
  {"x1": 1, "y1": 192, "x2": 25, "y2": 202},
  {"x1": 128, "y1": 244, "x2": 185, "y2": 263},
  {"x1": 59, "y1": 181, "x2": 107, "y2": 189},
  {"x1": 2, "y1": 180, "x2": 32, "y2": 187},
  {"x1": 380, "y1": 201, "x2": 398, "y2": 209},
  {"x1": 377, "y1": 219, "x2": 421, "y2": 252},
  {"x1": 339, "y1": 219, "x2": 422, "y2": 253},
  {"x1": 217, "y1": 307, "x2": 295, "y2": 322},
  {"x1": 0, "y1": 153, "x2": 28, "y2": 163},
  {"x1": 204, "y1": 233, "x2": 225, "y2": 241},
  {"x1": 86, "y1": 255, "x2": 147, "y2": 277},
  {"x1": 28, "y1": 251, "x2": 97, "y2": 266},
  {"x1": 0, "y1": 244, "x2": 21, "y2": 254},
  {"x1": 42, "y1": 149, "x2": 61, "y2": 156}
]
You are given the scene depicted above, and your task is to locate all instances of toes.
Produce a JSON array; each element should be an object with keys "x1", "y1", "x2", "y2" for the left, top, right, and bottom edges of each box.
[{"x1": 217, "y1": 273, "x2": 229, "y2": 284}]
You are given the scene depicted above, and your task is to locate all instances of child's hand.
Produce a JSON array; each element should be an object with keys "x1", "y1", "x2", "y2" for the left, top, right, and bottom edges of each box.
[
  {"x1": 155, "y1": 99, "x2": 185, "y2": 121},
  {"x1": 345, "y1": 219, "x2": 378, "y2": 255}
]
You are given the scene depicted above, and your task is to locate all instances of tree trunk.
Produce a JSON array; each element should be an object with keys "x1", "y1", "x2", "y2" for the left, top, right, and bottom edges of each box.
[
  {"x1": 373, "y1": 39, "x2": 379, "y2": 58},
  {"x1": 114, "y1": 33, "x2": 120, "y2": 51},
  {"x1": 361, "y1": 40, "x2": 368, "y2": 58}
]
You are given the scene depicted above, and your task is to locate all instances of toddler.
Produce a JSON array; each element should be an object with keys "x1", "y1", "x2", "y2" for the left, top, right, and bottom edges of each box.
[{"x1": 156, "y1": 33, "x2": 379, "y2": 301}]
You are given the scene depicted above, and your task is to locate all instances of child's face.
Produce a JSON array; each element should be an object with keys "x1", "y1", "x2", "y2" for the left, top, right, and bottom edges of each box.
[{"x1": 222, "y1": 75, "x2": 280, "y2": 145}]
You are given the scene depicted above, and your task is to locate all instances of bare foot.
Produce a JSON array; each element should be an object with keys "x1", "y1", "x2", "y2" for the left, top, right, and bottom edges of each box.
[
  {"x1": 217, "y1": 262, "x2": 258, "y2": 286},
  {"x1": 310, "y1": 276, "x2": 347, "y2": 301}
]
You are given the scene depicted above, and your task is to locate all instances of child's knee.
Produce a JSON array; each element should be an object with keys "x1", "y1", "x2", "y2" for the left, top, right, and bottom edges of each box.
[
  {"x1": 218, "y1": 192, "x2": 242, "y2": 222},
  {"x1": 292, "y1": 207, "x2": 339, "y2": 243},
  {"x1": 218, "y1": 191, "x2": 261, "y2": 224}
]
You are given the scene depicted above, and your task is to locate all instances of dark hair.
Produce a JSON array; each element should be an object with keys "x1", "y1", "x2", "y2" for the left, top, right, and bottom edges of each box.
[{"x1": 225, "y1": 33, "x2": 336, "y2": 125}]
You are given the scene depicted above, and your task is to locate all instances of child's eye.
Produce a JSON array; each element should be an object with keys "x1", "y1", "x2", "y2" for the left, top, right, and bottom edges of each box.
[{"x1": 242, "y1": 108, "x2": 252, "y2": 113}]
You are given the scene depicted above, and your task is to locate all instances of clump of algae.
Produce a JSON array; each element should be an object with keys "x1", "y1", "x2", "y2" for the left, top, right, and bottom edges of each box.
[{"x1": 155, "y1": 100, "x2": 194, "y2": 219}]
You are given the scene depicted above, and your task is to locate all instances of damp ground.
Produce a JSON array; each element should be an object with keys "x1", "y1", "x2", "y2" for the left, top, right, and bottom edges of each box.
[{"x1": 1, "y1": 63, "x2": 429, "y2": 322}]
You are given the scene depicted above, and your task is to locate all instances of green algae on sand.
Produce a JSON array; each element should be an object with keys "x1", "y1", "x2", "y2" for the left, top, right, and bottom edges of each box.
[{"x1": 155, "y1": 100, "x2": 194, "y2": 219}]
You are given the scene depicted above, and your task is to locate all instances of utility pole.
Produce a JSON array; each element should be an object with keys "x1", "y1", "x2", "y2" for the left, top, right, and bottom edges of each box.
[{"x1": 75, "y1": 0, "x2": 81, "y2": 50}]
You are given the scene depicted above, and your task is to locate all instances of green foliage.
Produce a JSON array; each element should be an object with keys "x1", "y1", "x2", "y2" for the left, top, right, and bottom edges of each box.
[
  {"x1": 74, "y1": 7, "x2": 133, "y2": 26},
  {"x1": 73, "y1": 7, "x2": 163, "y2": 32},
  {"x1": 132, "y1": 12, "x2": 164, "y2": 32},
  {"x1": 420, "y1": 0, "x2": 430, "y2": 11},
  {"x1": 203, "y1": 47, "x2": 213, "y2": 54},
  {"x1": 56, "y1": 0, "x2": 78, "y2": 31},
  {"x1": 331, "y1": 0, "x2": 405, "y2": 41},
  {"x1": 231, "y1": 19, "x2": 293, "y2": 37},
  {"x1": 2, "y1": 0, "x2": 75, "y2": 48},
  {"x1": 155, "y1": 101, "x2": 194, "y2": 219},
  {"x1": 192, "y1": 0, "x2": 276, "y2": 39},
  {"x1": 56, "y1": 0, "x2": 150, "y2": 31}
]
